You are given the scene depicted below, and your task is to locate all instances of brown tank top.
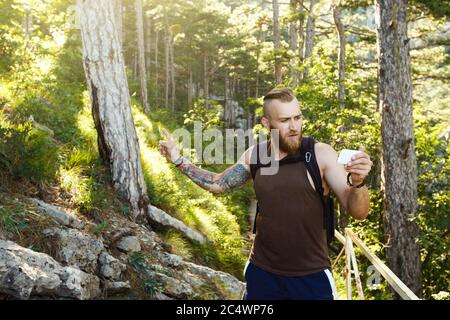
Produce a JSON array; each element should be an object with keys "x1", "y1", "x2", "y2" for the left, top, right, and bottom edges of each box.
[{"x1": 250, "y1": 152, "x2": 331, "y2": 276}]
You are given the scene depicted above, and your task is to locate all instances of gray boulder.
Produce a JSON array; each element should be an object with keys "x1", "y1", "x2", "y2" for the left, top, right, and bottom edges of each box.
[
  {"x1": 31, "y1": 198, "x2": 84, "y2": 229},
  {"x1": 43, "y1": 227, "x2": 104, "y2": 274},
  {"x1": 147, "y1": 205, "x2": 206, "y2": 244},
  {"x1": 0, "y1": 240, "x2": 100, "y2": 300},
  {"x1": 98, "y1": 251, "x2": 126, "y2": 281},
  {"x1": 116, "y1": 236, "x2": 141, "y2": 253}
]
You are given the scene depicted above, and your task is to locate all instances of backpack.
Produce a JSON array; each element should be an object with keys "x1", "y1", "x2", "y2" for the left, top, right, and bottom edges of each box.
[{"x1": 249, "y1": 136, "x2": 335, "y2": 244}]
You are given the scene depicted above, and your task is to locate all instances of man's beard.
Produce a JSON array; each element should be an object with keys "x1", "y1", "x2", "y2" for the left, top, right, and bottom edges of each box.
[{"x1": 271, "y1": 127, "x2": 303, "y2": 155}]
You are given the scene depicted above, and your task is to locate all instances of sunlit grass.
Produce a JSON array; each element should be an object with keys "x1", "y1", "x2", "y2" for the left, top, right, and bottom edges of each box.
[
  {"x1": 165, "y1": 230, "x2": 193, "y2": 260},
  {"x1": 76, "y1": 91, "x2": 97, "y2": 144},
  {"x1": 58, "y1": 166, "x2": 96, "y2": 213},
  {"x1": 187, "y1": 207, "x2": 218, "y2": 237},
  {"x1": 0, "y1": 81, "x2": 12, "y2": 102},
  {"x1": 132, "y1": 105, "x2": 246, "y2": 275}
]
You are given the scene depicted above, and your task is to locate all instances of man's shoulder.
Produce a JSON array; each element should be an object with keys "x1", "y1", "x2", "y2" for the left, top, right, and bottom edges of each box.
[
  {"x1": 313, "y1": 141, "x2": 338, "y2": 169},
  {"x1": 313, "y1": 141, "x2": 336, "y2": 154}
]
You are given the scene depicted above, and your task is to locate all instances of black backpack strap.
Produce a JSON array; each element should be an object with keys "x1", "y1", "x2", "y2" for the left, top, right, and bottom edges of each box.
[
  {"x1": 250, "y1": 140, "x2": 263, "y2": 234},
  {"x1": 250, "y1": 141, "x2": 260, "y2": 180},
  {"x1": 300, "y1": 137, "x2": 324, "y2": 197},
  {"x1": 300, "y1": 136, "x2": 335, "y2": 243}
]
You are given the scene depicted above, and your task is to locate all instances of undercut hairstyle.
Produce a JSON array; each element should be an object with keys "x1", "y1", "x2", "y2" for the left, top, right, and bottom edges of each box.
[{"x1": 263, "y1": 87, "x2": 296, "y2": 118}]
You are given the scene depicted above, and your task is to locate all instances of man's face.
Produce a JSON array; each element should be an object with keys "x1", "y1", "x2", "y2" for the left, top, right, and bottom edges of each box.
[{"x1": 262, "y1": 99, "x2": 303, "y2": 155}]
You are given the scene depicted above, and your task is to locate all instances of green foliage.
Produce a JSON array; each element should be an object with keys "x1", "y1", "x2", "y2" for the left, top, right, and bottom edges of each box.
[
  {"x1": 128, "y1": 251, "x2": 149, "y2": 273},
  {"x1": 128, "y1": 251, "x2": 164, "y2": 298},
  {"x1": 183, "y1": 99, "x2": 224, "y2": 129},
  {"x1": 413, "y1": 0, "x2": 450, "y2": 18},
  {"x1": 414, "y1": 116, "x2": 450, "y2": 298},
  {"x1": 90, "y1": 221, "x2": 110, "y2": 236},
  {"x1": 142, "y1": 277, "x2": 164, "y2": 297},
  {"x1": 164, "y1": 230, "x2": 193, "y2": 261},
  {"x1": 0, "y1": 114, "x2": 59, "y2": 183},
  {"x1": 0, "y1": 204, "x2": 27, "y2": 235}
]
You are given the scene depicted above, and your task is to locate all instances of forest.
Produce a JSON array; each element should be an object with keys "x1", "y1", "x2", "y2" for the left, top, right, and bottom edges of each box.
[{"x1": 0, "y1": 0, "x2": 448, "y2": 300}]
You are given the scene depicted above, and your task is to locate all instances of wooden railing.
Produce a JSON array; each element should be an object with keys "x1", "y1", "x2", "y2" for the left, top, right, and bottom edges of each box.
[{"x1": 334, "y1": 228, "x2": 420, "y2": 300}]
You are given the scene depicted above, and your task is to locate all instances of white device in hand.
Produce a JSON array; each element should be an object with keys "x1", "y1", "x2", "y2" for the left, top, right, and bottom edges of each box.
[{"x1": 337, "y1": 149, "x2": 361, "y2": 165}]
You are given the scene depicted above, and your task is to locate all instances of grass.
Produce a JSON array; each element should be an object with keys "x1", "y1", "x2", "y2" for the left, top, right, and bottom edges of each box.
[
  {"x1": 127, "y1": 251, "x2": 165, "y2": 298},
  {"x1": 164, "y1": 230, "x2": 193, "y2": 261},
  {"x1": 0, "y1": 204, "x2": 28, "y2": 235},
  {"x1": 90, "y1": 221, "x2": 110, "y2": 236}
]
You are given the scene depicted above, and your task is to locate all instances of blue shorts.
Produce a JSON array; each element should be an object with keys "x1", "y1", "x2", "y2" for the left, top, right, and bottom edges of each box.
[{"x1": 242, "y1": 261, "x2": 337, "y2": 300}]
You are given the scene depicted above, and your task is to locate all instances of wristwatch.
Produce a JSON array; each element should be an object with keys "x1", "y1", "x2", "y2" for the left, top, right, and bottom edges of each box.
[
  {"x1": 173, "y1": 156, "x2": 183, "y2": 167},
  {"x1": 347, "y1": 173, "x2": 365, "y2": 188}
]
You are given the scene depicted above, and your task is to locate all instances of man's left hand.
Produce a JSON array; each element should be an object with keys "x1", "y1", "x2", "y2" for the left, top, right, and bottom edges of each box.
[{"x1": 344, "y1": 146, "x2": 373, "y2": 186}]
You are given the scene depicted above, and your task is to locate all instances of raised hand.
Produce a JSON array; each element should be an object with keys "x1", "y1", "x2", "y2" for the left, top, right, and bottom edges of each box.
[
  {"x1": 344, "y1": 146, "x2": 373, "y2": 185},
  {"x1": 158, "y1": 128, "x2": 180, "y2": 163}
]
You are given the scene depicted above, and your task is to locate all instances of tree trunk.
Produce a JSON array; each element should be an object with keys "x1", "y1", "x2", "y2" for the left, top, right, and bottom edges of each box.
[
  {"x1": 255, "y1": 22, "x2": 263, "y2": 97},
  {"x1": 114, "y1": 0, "x2": 122, "y2": 47},
  {"x1": 298, "y1": 0, "x2": 305, "y2": 81},
  {"x1": 23, "y1": 9, "x2": 32, "y2": 49},
  {"x1": 164, "y1": 29, "x2": 170, "y2": 109},
  {"x1": 188, "y1": 66, "x2": 193, "y2": 106},
  {"x1": 332, "y1": 4, "x2": 346, "y2": 108},
  {"x1": 169, "y1": 32, "x2": 175, "y2": 111},
  {"x1": 135, "y1": 0, "x2": 149, "y2": 113},
  {"x1": 289, "y1": 0, "x2": 298, "y2": 85},
  {"x1": 272, "y1": 0, "x2": 282, "y2": 84},
  {"x1": 376, "y1": 0, "x2": 421, "y2": 297},
  {"x1": 77, "y1": 0, "x2": 149, "y2": 221},
  {"x1": 303, "y1": 0, "x2": 316, "y2": 79},
  {"x1": 224, "y1": 74, "x2": 231, "y2": 127},
  {"x1": 231, "y1": 76, "x2": 236, "y2": 127},
  {"x1": 155, "y1": 28, "x2": 159, "y2": 78},
  {"x1": 133, "y1": 54, "x2": 138, "y2": 79},
  {"x1": 146, "y1": 14, "x2": 151, "y2": 78},
  {"x1": 204, "y1": 55, "x2": 209, "y2": 109},
  {"x1": 154, "y1": 28, "x2": 159, "y2": 105}
]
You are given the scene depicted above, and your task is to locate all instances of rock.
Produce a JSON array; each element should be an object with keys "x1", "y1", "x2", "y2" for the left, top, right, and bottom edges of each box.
[
  {"x1": 182, "y1": 261, "x2": 245, "y2": 299},
  {"x1": 43, "y1": 227, "x2": 104, "y2": 274},
  {"x1": 181, "y1": 272, "x2": 205, "y2": 288},
  {"x1": 109, "y1": 228, "x2": 134, "y2": 243},
  {"x1": 153, "y1": 292, "x2": 173, "y2": 300},
  {"x1": 98, "y1": 252, "x2": 126, "y2": 281},
  {"x1": 0, "y1": 240, "x2": 100, "y2": 300},
  {"x1": 55, "y1": 266, "x2": 101, "y2": 300},
  {"x1": 136, "y1": 226, "x2": 159, "y2": 249},
  {"x1": 149, "y1": 271, "x2": 193, "y2": 299},
  {"x1": 147, "y1": 205, "x2": 207, "y2": 244},
  {"x1": 104, "y1": 281, "x2": 131, "y2": 294},
  {"x1": 0, "y1": 229, "x2": 8, "y2": 240},
  {"x1": 155, "y1": 251, "x2": 183, "y2": 268},
  {"x1": 116, "y1": 236, "x2": 141, "y2": 253},
  {"x1": 31, "y1": 198, "x2": 84, "y2": 229}
]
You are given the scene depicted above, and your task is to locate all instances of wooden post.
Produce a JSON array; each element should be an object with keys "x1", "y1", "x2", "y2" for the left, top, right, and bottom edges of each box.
[
  {"x1": 345, "y1": 233, "x2": 352, "y2": 300},
  {"x1": 346, "y1": 229, "x2": 365, "y2": 300}
]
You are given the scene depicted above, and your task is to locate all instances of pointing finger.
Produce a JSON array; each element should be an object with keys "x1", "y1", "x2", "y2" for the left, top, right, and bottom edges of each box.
[{"x1": 162, "y1": 128, "x2": 173, "y2": 142}]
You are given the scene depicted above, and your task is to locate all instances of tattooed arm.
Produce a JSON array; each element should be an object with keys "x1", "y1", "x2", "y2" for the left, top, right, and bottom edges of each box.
[
  {"x1": 175, "y1": 150, "x2": 252, "y2": 193},
  {"x1": 159, "y1": 128, "x2": 252, "y2": 194}
]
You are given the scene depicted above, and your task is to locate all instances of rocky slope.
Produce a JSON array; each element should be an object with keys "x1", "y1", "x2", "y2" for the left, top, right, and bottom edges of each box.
[{"x1": 0, "y1": 194, "x2": 245, "y2": 300}]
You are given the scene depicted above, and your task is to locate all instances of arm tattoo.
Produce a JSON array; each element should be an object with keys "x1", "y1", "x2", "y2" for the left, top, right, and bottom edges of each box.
[
  {"x1": 218, "y1": 164, "x2": 251, "y2": 190},
  {"x1": 177, "y1": 158, "x2": 250, "y2": 193}
]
